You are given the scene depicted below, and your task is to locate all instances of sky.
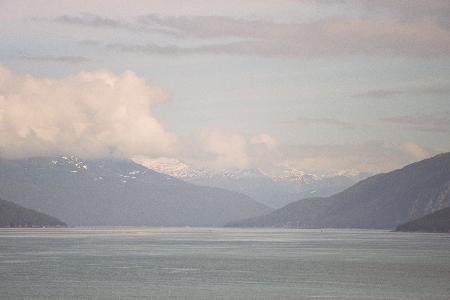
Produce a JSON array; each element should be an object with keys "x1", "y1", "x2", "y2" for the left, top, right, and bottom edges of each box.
[{"x1": 0, "y1": 0, "x2": 449, "y2": 175}]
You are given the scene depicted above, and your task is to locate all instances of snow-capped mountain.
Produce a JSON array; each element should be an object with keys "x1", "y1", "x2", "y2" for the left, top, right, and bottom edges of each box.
[
  {"x1": 51, "y1": 155, "x2": 159, "y2": 183},
  {"x1": 133, "y1": 157, "x2": 207, "y2": 178},
  {"x1": 134, "y1": 157, "x2": 370, "y2": 208},
  {"x1": 0, "y1": 156, "x2": 270, "y2": 226},
  {"x1": 271, "y1": 168, "x2": 321, "y2": 184}
]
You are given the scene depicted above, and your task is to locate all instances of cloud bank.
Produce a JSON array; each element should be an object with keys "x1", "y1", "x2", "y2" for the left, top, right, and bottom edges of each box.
[
  {"x1": 354, "y1": 86, "x2": 450, "y2": 99},
  {"x1": 179, "y1": 129, "x2": 280, "y2": 170},
  {"x1": 0, "y1": 65, "x2": 176, "y2": 159},
  {"x1": 381, "y1": 113, "x2": 450, "y2": 132},
  {"x1": 101, "y1": 14, "x2": 450, "y2": 57},
  {"x1": 280, "y1": 141, "x2": 434, "y2": 175},
  {"x1": 0, "y1": 64, "x2": 441, "y2": 174},
  {"x1": 283, "y1": 117, "x2": 354, "y2": 130},
  {"x1": 20, "y1": 55, "x2": 90, "y2": 64}
]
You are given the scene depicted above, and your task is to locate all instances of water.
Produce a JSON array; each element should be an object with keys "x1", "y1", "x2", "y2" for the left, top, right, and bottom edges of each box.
[{"x1": 0, "y1": 228, "x2": 449, "y2": 300}]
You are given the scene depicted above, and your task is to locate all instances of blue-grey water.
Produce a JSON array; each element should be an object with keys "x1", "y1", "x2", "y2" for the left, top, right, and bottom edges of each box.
[{"x1": 0, "y1": 228, "x2": 449, "y2": 300}]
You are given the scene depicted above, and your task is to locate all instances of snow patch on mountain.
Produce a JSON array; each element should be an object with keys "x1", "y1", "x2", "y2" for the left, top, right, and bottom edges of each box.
[
  {"x1": 132, "y1": 156, "x2": 364, "y2": 183},
  {"x1": 132, "y1": 157, "x2": 371, "y2": 208},
  {"x1": 133, "y1": 157, "x2": 206, "y2": 178},
  {"x1": 47, "y1": 156, "x2": 148, "y2": 183}
]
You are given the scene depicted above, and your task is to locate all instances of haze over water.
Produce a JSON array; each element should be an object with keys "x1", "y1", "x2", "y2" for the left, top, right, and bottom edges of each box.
[{"x1": 1, "y1": 228, "x2": 449, "y2": 300}]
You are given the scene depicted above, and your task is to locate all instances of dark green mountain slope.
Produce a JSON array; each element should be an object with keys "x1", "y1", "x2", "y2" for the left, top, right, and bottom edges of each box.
[
  {"x1": 0, "y1": 198, "x2": 66, "y2": 227},
  {"x1": 396, "y1": 206, "x2": 450, "y2": 232},
  {"x1": 228, "y1": 153, "x2": 450, "y2": 229}
]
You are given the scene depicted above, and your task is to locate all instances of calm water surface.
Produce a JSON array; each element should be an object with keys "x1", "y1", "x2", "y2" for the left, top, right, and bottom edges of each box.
[{"x1": 0, "y1": 227, "x2": 449, "y2": 300}]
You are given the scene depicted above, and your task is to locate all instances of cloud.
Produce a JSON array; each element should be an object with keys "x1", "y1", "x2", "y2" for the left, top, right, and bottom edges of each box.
[
  {"x1": 353, "y1": 89, "x2": 403, "y2": 99},
  {"x1": 190, "y1": 128, "x2": 251, "y2": 170},
  {"x1": 108, "y1": 43, "x2": 196, "y2": 56},
  {"x1": 20, "y1": 55, "x2": 90, "y2": 64},
  {"x1": 358, "y1": 0, "x2": 450, "y2": 27},
  {"x1": 278, "y1": 141, "x2": 437, "y2": 174},
  {"x1": 79, "y1": 39, "x2": 101, "y2": 47},
  {"x1": 57, "y1": 11, "x2": 450, "y2": 57},
  {"x1": 380, "y1": 113, "x2": 450, "y2": 132},
  {"x1": 420, "y1": 87, "x2": 450, "y2": 95},
  {"x1": 400, "y1": 142, "x2": 429, "y2": 160},
  {"x1": 56, "y1": 13, "x2": 129, "y2": 29},
  {"x1": 138, "y1": 137, "x2": 442, "y2": 175},
  {"x1": 176, "y1": 129, "x2": 280, "y2": 171},
  {"x1": 129, "y1": 125, "x2": 439, "y2": 175},
  {"x1": 354, "y1": 86, "x2": 450, "y2": 99},
  {"x1": 0, "y1": 64, "x2": 176, "y2": 159},
  {"x1": 55, "y1": 13, "x2": 183, "y2": 37},
  {"x1": 119, "y1": 14, "x2": 450, "y2": 57},
  {"x1": 250, "y1": 133, "x2": 278, "y2": 150},
  {"x1": 283, "y1": 117, "x2": 354, "y2": 130},
  {"x1": 171, "y1": 129, "x2": 440, "y2": 176}
]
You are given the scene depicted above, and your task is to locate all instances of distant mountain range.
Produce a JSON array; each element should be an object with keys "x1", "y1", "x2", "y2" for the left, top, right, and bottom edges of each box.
[
  {"x1": 396, "y1": 207, "x2": 450, "y2": 233},
  {"x1": 0, "y1": 198, "x2": 66, "y2": 227},
  {"x1": 137, "y1": 157, "x2": 369, "y2": 208},
  {"x1": 0, "y1": 156, "x2": 270, "y2": 226},
  {"x1": 228, "y1": 153, "x2": 450, "y2": 229}
]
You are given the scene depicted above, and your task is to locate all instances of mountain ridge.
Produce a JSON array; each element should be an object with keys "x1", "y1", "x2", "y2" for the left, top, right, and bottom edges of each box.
[
  {"x1": 396, "y1": 206, "x2": 450, "y2": 233},
  {"x1": 0, "y1": 197, "x2": 66, "y2": 227},
  {"x1": 227, "y1": 152, "x2": 450, "y2": 229},
  {"x1": 0, "y1": 156, "x2": 270, "y2": 227},
  {"x1": 136, "y1": 157, "x2": 368, "y2": 208}
]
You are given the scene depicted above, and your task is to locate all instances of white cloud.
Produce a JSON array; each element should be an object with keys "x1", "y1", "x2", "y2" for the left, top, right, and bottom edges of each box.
[
  {"x1": 0, "y1": 62, "x2": 445, "y2": 175},
  {"x1": 0, "y1": 64, "x2": 176, "y2": 159},
  {"x1": 381, "y1": 113, "x2": 450, "y2": 132},
  {"x1": 250, "y1": 133, "x2": 278, "y2": 150},
  {"x1": 133, "y1": 124, "x2": 441, "y2": 175},
  {"x1": 172, "y1": 129, "x2": 280, "y2": 171},
  {"x1": 279, "y1": 141, "x2": 437, "y2": 175},
  {"x1": 136, "y1": 138, "x2": 440, "y2": 176},
  {"x1": 195, "y1": 128, "x2": 251, "y2": 169},
  {"x1": 400, "y1": 142, "x2": 429, "y2": 160},
  {"x1": 107, "y1": 14, "x2": 450, "y2": 57}
]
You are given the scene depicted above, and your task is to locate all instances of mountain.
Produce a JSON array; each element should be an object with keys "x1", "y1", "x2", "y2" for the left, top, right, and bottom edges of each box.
[
  {"x1": 0, "y1": 198, "x2": 66, "y2": 227},
  {"x1": 185, "y1": 169, "x2": 367, "y2": 209},
  {"x1": 136, "y1": 157, "x2": 367, "y2": 208},
  {"x1": 396, "y1": 207, "x2": 450, "y2": 233},
  {"x1": 0, "y1": 156, "x2": 270, "y2": 227},
  {"x1": 227, "y1": 153, "x2": 450, "y2": 229}
]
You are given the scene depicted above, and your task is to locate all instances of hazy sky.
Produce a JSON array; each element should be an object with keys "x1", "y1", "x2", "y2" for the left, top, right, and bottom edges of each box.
[{"x1": 1, "y1": 0, "x2": 449, "y2": 174}]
